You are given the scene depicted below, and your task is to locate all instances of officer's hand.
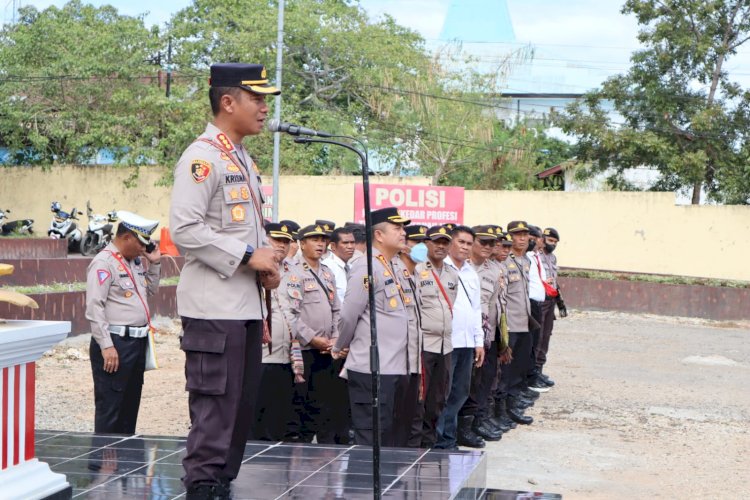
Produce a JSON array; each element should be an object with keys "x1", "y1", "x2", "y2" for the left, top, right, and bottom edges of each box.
[
  {"x1": 143, "y1": 245, "x2": 161, "y2": 263},
  {"x1": 498, "y1": 346, "x2": 513, "y2": 365},
  {"x1": 248, "y1": 247, "x2": 277, "y2": 273},
  {"x1": 260, "y1": 269, "x2": 281, "y2": 290},
  {"x1": 339, "y1": 348, "x2": 349, "y2": 359},
  {"x1": 310, "y1": 336, "x2": 331, "y2": 353},
  {"x1": 102, "y1": 347, "x2": 119, "y2": 373},
  {"x1": 474, "y1": 346, "x2": 485, "y2": 368}
]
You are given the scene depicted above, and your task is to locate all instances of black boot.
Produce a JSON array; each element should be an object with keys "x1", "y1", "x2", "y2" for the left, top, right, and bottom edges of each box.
[
  {"x1": 539, "y1": 370, "x2": 555, "y2": 387},
  {"x1": 489, "y1": 399, "x2": 515, "y2": 431},
  {"x1": 456, "y1": 416, "x2": 486, "y2": 448},
  {"x1": 186, "y1": 482, "x2": 232, "y2": 500},
  {"x1": 506, "y1": 397, "x2": 533, "y2": 425},
  {"x1": 521, "y1": 388, "x2": 540, "y2": 400},
  {"x1": 472, "y1": 415, "x2": 502, "y2": 441}
]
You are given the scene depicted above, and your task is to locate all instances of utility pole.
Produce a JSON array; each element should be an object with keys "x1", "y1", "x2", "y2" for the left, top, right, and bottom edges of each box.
[
  {"x1": 271, "y1": 0, "x2": 285, "y2": 222},
  {"x1": 166, "y1": 37, "x2": 173, "y2": 98}
]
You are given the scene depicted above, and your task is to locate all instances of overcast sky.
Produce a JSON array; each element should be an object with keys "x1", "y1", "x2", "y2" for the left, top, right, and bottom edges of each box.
[{"x1": 8, "y1": 0, "x2": 750, "y2": 92}]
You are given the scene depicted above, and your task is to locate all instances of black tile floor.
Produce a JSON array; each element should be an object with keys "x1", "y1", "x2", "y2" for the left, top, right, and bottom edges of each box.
[{"x1": 35, "y1": 431, "x2": 560, "y2": 499}]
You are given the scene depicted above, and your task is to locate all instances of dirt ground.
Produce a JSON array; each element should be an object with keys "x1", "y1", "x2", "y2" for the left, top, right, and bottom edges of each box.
[{"x1": 36, "y1": 310, "x2": 750, "y2": 499}]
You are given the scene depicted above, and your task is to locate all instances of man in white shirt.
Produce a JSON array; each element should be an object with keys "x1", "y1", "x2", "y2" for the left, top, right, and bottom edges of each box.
[
  {"x1": 435, "y1": 225, "x2": 485, "y2": 450},
  {"x1": 526, "y1": 225, "x2": 550, "y2": 394},
  {"x1": 321, "y1": 226, "x2": 356, "y2": 303}
]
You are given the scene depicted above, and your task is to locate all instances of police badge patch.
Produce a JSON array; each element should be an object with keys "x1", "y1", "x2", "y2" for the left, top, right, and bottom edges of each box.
[{"x1": 191, "y1": 160, "x2": 212, "y2": 183}]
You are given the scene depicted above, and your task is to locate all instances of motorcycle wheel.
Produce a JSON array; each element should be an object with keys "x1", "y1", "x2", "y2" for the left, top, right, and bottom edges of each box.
[
  {"x1": 80, "y1": 233, "x2": 98, "y2": 256},
  {"x1": 68, "y1": 237, "x2": 81, "y2": 253}
]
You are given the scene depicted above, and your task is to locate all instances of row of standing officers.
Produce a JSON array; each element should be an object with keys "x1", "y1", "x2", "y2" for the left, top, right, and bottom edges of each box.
[
  {"x1": 85, "y1": 62, "x2": 566, "y2": 500},
  {"x1": 253, "y1": 214, "x2": 564, "y2": 455}
]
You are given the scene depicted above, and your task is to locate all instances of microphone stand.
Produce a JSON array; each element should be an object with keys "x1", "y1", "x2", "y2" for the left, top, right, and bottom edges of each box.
[{"x1": 293, "y1": 136, "x2": 382, "y2": 500}]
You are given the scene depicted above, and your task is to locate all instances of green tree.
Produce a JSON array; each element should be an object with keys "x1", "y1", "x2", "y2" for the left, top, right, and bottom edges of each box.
[
  {"x1": 553, "y1": 0, "x2": 750, "y2": 204},
  {"x1": 0, "y1": 1, "x2": 173, "y2": 165},
  {"x1": 168, "y1": 0, "x2": 432, "y2": 175}
]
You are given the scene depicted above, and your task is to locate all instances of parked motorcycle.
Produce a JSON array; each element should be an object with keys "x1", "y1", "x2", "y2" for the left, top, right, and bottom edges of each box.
[
  {"x1": 48, "y1": 201, "x2": 83, "y2": 252},
  {"x1": 80, "y1": 201, "x2": 118, "y2": 257},
  {"x1": 0, "y1": 208, "x2": 34, "y2": 235}
]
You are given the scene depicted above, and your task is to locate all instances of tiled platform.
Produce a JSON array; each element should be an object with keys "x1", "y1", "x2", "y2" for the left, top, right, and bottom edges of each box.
[{"x1": 35, "y1": 431, "x2": 561, "y2": 499}]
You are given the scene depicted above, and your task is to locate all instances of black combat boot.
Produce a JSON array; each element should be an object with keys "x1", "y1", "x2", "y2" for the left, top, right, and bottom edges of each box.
[
  {"x1": 456, "y1": 416, "x2": 486, "y2": 448},
  {"x1": 506, "y1": 397, "x2": 533, "y2": 425},
  {"x1": 489, "y1": 399, "x2": 515, "y2": 431},
  {"x1": 472, "y1": 415, "x2": 502, "y2": 441}
]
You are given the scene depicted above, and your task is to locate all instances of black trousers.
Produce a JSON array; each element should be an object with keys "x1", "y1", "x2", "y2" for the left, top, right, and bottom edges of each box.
[
  {"x1": 393, "y1": 373, "x2": 421, "y2": 447},
  {"x1": 290, "y1": 350, "x2": 350, "y2": 444},
  {"x1": 419, "y1": 351, "x2": 452, "y2": 448},
  {"x1": 347, "y1": 370, "x2": 400, "y2": 447},
  {"x1": 497, "y1": 331, "x2": 532, "y2": 398},
  {"x1": 180, "y1": 318, "x2": 262, "y2": 488},
  {"x1": 536, "y1": 298, "x2": 556, "y2": 369},
  {"x1": 90, "y1": 334, "x2": 146, "y2": 435},
  {"x1": 460, "y1": 340, "x2": 498, "y2": 420},
  {"x1": 528, "y1": 299, "x2": 544, "y2": 379},
  {"x1": 254, "y1": 363, "x2": 295, "y2": 442}
]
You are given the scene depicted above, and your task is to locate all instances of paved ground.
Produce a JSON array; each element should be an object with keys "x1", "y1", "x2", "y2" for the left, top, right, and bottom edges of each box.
[{"x1": 36, "y1": 311, "x2": 750, "y2": 499}]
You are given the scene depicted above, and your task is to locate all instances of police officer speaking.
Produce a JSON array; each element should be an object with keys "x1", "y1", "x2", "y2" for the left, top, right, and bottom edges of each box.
[
  {"x1": 169, "y1": 62, "x2": 281, "y2": 499},
  {"x1": 85, "y1": 211, "x2": 161, "y2": 435}
]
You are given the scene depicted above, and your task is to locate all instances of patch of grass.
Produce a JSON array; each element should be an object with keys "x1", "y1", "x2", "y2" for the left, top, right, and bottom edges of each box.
[
  {"x1": 4, "y1": 275, "x2": 180, "y2": 295},
  {"x1": 559, "y1": 269, "x2": 750, "y2": 289}
]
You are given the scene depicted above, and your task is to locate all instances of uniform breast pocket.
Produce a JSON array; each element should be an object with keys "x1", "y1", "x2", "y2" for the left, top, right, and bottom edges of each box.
[
  {"x1": 221, "y1": 184, "x2": 253, "y2": 227},
  {"x1": 508, "y1": 272, "x2": 521, "y2": 283},
  {"x1": 383, "y1": 285, "x2": 401, "y2": 312},
  {"x1": 117, "y1": 278, "x2": 135, "y2": 290},
  {"x1": 304, "y1": 288, "x2": 323, "y2": 303}
]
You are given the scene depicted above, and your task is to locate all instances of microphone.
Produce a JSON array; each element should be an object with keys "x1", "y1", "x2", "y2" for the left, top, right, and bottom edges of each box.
[{"x1": 267, "y1": 119, "x2": 332, "y2": 138}]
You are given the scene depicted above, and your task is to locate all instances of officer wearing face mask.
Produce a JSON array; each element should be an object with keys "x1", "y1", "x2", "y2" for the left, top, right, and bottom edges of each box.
[{"x1": 392, "y1": 223, "x2": 428, "y2": 446}]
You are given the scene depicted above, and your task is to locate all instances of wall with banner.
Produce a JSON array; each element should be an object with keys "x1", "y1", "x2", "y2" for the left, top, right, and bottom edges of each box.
[
  {"x1": 353, "y1": 183, "x2": 464, "y2": 226},
  {"x1": 4, "y1": 166, "x2": 750, "y2": 281}
]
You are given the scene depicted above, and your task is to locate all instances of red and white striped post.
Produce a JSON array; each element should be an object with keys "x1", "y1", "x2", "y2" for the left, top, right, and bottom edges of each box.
[{"x1": 0, "y1": 320, "x2": 71, "y2": 499}]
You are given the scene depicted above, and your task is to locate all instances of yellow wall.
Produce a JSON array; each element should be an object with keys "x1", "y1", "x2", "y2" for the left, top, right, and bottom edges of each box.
[{"x1": 3, "y1": 166, "x2": 749, "y2": 281}]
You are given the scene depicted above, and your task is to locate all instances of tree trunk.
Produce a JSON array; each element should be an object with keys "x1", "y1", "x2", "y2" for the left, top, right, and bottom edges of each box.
[{"x1": 691, "y1": 180, "x2": 702, "y2": 205}]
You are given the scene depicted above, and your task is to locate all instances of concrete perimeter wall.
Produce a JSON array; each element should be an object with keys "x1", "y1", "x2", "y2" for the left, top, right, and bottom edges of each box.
[{"x1": 2, "y1": 165, "x2": 749, "y2": 281}]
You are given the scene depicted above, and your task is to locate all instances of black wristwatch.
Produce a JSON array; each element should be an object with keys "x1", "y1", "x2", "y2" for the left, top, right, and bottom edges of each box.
[{"x1": 240, "y1": 245, "x2": 255, "y2": 266}]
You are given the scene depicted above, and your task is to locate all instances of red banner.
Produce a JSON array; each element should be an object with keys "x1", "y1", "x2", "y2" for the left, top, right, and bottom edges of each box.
[
  {"x1": 354, "y1": 183, "x2": 464, "y2": 226},
  {"x1": 262, "y1": 185, "x2": 273, "y2": 220}
]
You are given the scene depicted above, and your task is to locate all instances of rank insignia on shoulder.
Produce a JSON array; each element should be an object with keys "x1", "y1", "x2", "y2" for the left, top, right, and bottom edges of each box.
[
  {"x1": 402, "y1": 269, "x2": 410, "y2": 278},
  {"x1": 216, "y1": 133, "x2": 234, "y2": 152},
  {"x1": 96, "y1": 269, "x2": 110, "y2": 285},
  {"x1": 191, "y1": 159, "x2": 212, "y2": 183}
]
